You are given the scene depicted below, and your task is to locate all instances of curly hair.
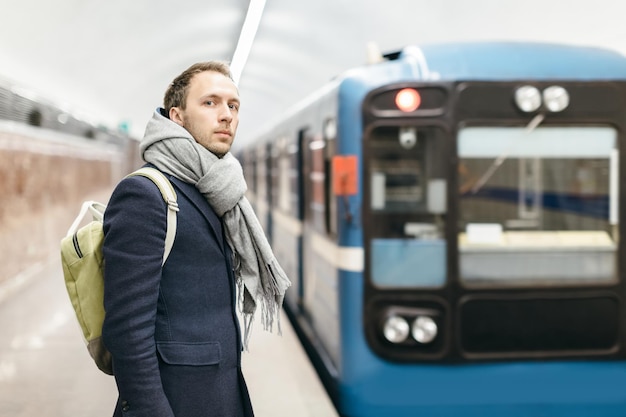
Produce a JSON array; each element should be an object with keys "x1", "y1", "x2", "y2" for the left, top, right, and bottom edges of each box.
[{"x1": 163, "y1": 61, "x2": 232, "y2": 112}]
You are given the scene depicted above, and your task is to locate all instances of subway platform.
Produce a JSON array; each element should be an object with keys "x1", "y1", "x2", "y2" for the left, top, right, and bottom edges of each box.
[{"x1": 0, "y1": 256, "x2": 338, "y2": 417}]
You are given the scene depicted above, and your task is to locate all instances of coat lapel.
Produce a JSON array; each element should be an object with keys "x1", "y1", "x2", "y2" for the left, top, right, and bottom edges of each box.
[{"x1": 169, "y1": 176, "x2": 226, "y2": 254}]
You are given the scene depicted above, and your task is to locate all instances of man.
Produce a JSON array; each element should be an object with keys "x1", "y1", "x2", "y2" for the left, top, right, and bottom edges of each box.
[{"x1": 102, "y1": 61, "x2": 290, "y2": 417}]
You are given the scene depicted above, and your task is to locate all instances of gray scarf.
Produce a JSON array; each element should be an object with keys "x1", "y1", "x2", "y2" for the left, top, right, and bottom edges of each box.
[{"x1": 140, "y1": 108, "x2": 290, "y2": 349}]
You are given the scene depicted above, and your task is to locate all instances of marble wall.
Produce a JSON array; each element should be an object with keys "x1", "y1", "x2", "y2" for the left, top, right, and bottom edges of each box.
[{"x1": 0, "y1": 129, "x2": 126, "y2": 283}]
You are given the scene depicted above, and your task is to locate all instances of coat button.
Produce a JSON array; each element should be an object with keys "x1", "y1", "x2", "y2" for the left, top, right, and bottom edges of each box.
[{"x1": 121, "y1": 400, "x2": 130, "y2": 412}]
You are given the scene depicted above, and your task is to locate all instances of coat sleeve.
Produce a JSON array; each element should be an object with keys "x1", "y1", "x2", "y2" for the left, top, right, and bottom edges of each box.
[{"x1": 102, "y1": 174, "x2": 174, "y2": 417}]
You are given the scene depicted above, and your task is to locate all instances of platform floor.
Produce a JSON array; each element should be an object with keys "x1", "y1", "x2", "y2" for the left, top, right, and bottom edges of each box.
[{"x1": 0, "y1": 257, "x2": 338, "y2": 417}]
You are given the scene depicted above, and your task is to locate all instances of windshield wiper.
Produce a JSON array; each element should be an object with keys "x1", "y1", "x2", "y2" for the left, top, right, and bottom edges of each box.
[{"x1": 470, "y1": 113, "x2": 545, "y2": 194}]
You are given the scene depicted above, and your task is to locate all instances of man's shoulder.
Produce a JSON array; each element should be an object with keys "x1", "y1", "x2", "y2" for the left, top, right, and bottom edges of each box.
[
  {"x1": 108, "y1": 170, "x2": 168, "y2": 212},
  {"x1": 116, "y1": 171, "x2": 163, "y2": 193}
]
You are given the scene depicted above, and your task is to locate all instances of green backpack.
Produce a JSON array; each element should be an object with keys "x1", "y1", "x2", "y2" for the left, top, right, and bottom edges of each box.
[{"x1": 60, "y1": 167, "x2": 178, "y2": 375}]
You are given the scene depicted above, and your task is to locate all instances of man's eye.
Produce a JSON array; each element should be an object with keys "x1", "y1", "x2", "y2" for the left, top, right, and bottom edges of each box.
[
  {"x1": 205, "y1": 101, "x2": 214, "y2": 105},
  {"x1": 229, "y1": 104, "x2": 239, "y2": 110}
]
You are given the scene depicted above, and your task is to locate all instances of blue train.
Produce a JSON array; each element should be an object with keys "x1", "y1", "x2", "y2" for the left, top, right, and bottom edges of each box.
[{"x1": 239, "y1": 41, "x2": 626, "y2": 416}]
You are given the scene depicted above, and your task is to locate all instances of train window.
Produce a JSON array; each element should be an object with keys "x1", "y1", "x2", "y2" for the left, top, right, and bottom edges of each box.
[
  {"x1": 270, "y1": 137, "x2": 300, "y2": 218},
  {"x1": 270, "y1": 142, "x2": 280, "y2": 210},
  {"x1": 251, "y1": 155, "x2": 258, "y2": 202},
  {"x1": 365, "y1": 125, "x2": 448, "y2": 288},
  {"x1": 242, "y1": 149, "x2": 255, "y2": 200},
  {"x1": 256, "y1": 146, "x2": 267, "y2": 208},
  {"x1": 276, "y1": 138, "x2": 291, "y2": 213},
  {"x1": 309, "y1": 137, "x2": 326, "y2": 233},
  {"x1": 368, "y1": 126, "x2": 446, "y2": 214},
  {"x1": 371, "y1": 159, "x2": 423, "y2": 211},
  {"x1": 457, "y1": 125, "x2": 618, "y2": 287},
  {"x1": 324, "y1": 128, "x2": 338, "y2": 236}
]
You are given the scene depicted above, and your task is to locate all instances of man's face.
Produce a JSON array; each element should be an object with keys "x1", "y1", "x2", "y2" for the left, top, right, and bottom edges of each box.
[{"x1": 169, "y1": 71, "x2": 240, "y2": 157}]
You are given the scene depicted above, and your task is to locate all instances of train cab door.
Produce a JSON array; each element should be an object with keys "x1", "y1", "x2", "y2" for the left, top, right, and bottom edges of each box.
[
  {"x1": 363, "y1": 123, "x2": 451, "y2": 284},
  {"x1": 362, "y1": 122, "x2": 453, "y2": 360}
]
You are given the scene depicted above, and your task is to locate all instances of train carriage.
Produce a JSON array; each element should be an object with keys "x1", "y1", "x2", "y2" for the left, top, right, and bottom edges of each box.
[{"x1": 241, "y1": 41, "x2": 626, "y2": 417}]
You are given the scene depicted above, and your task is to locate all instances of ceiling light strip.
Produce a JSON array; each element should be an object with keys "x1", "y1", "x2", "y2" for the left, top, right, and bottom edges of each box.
[{"x1": 230, "y1": 0, "x2": 266, "y2": 84}]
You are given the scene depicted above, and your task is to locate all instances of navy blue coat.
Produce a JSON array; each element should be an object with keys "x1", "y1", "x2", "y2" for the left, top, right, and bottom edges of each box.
[{"x1": 102, "y1": 168, "x2": 254, "y2": 417}]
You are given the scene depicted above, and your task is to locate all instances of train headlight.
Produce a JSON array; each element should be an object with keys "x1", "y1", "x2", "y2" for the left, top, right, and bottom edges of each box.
[
  {"x1": 383, "y1": 315, "x2": 410, "y2": 343},
  {"x1": 542, "y1": 86, "x2": 569, "y2": 112},
  {"x1": 411, "y1": 316, "x2": 438, "y2": 344},
  {"x1": 395, "y1": 88, "x2": 421, "y2": 112},
  {"x1": 514, "y1": 85, "x2": 542, "y2": 112}
]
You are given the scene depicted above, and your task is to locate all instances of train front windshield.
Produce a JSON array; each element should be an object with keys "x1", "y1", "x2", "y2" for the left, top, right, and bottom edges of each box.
[
  {"x1": 366, "y1": 123, "x2": 619, "y2": 289},
  {"x1": 458, "y1": 125, "x2": 618, "y2": 287}
]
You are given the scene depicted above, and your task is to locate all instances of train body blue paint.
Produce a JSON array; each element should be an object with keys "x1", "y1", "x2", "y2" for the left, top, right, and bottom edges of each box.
[{"x1": 239, "y1": 42, "x2": 626, "y2": 416}]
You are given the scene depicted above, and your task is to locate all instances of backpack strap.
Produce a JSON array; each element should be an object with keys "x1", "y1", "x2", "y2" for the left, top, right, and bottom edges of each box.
[
  {"x1": 65, "y1": 201, "x2": 107, "y2": 236},
  {"x1": 127, "y1": 167, "x2": 179, "y2": 265}
]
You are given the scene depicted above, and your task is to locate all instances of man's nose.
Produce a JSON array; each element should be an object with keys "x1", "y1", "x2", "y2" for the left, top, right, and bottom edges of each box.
[{"x1": 219, "y1": 104, "x2": 233, "y2": 122}]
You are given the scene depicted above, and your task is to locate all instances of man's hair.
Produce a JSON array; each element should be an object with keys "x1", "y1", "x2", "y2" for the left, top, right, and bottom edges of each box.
[{"x1": 163, "y1": 61, "x2": 233, "y2": 112}]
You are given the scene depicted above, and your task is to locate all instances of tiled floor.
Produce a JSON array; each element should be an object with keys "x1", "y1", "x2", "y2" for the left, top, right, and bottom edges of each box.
[{"x1": 0, "y1": 257, "x2": 338, "y2": 417}]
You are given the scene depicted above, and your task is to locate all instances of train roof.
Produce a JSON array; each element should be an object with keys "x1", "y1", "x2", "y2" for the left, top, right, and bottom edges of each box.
[
  {"x1": 245, "y1": 41, "x2": 626, "y2": 145},
  {"x1": 394, "y1": 41, "x2": 626, "y2": 81}
]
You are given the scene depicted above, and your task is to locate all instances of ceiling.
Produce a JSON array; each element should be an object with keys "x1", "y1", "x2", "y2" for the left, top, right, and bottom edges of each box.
[{"x1": 1, "y1": 0, "x2": 626, "y2": 147}]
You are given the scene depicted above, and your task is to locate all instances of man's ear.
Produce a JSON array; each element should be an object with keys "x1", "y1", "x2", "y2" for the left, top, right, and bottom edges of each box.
[{"x1": 169, "y1": 107, "x2": 184, "y2": 126}]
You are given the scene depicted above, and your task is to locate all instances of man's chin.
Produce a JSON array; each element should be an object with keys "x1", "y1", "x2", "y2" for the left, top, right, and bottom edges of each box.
[{"x1": 205, "y1": 143, "x2": 231, "y2": 158}]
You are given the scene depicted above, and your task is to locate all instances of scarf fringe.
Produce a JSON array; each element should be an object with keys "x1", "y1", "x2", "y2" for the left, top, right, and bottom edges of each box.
[{"x1": 237, "y1": 258, "x2": 290, "y2": 351}]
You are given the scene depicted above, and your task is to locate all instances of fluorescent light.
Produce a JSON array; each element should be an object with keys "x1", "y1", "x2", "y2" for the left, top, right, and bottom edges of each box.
[{"x1": 230, "y1": 0, "x2": 266, "y2": 84}]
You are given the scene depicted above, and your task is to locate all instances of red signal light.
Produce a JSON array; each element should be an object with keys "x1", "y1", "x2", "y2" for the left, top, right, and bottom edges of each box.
[{"x1": 395, "y1": 88, "x2": 421, "y2": 112}]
